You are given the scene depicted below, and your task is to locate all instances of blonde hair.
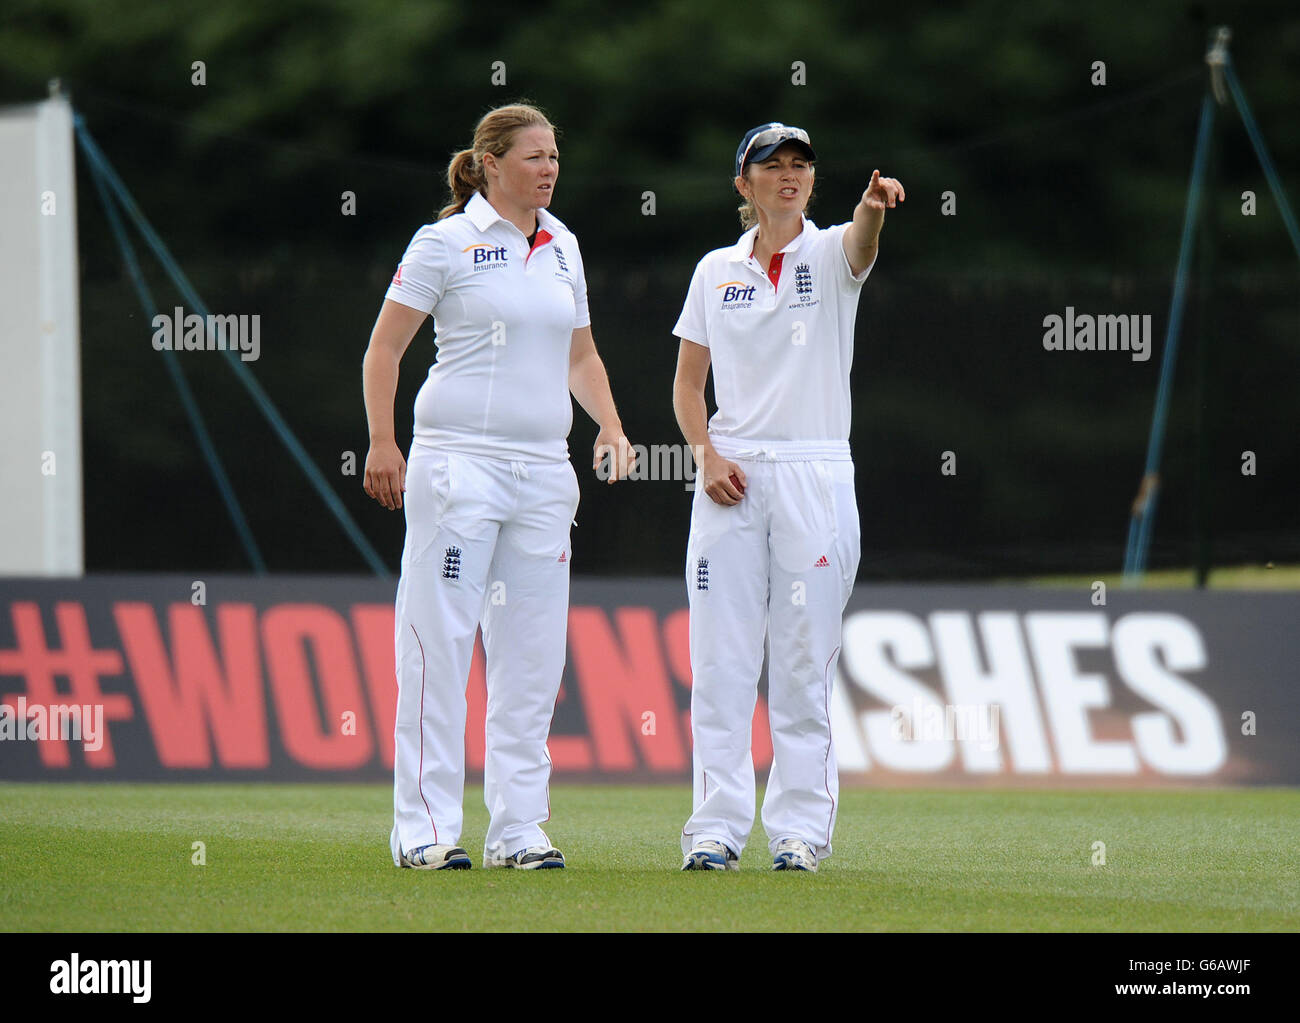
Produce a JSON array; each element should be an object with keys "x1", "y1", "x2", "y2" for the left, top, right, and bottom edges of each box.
[
  {"x1": 438, "y1": 103, "x2": 557, "y2": 220},
  {"x1": 737, "y1": 192, "x2": 759, "y2": 230}
]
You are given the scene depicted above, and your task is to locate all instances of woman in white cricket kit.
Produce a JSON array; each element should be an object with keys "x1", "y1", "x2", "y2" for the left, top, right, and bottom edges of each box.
[
  {"x1": 673, "y1": 123, "x2": 904, "y2": 872},
  {"x1": 363, "y1": 104, "x2": 634, "y2": 870}
]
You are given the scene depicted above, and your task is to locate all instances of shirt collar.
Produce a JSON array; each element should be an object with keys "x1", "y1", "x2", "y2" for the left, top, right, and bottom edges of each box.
[
  {"x1": 466, "y1": 190, "x2": 561, "y2": 238},
  {"x1": 728, "y1": 215, "x2": 815, "y2": 262},
  {"x1": 465, "y1": 191, "x2": 499, "y2": 231}
]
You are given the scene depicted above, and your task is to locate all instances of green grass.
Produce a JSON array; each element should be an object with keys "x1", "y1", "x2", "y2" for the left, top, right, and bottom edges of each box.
[
  {"x1": 1017, "y1": 563, "x2": 1300, "y2": 589},
  {"x1": 1, "y1": 784, "x2": 1296, "y2": 931}
]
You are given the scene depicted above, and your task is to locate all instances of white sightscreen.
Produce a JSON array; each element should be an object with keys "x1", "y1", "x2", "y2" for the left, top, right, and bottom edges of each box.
[{"x1": 0, "y1": 92, "x2": 83, "y2": 575}]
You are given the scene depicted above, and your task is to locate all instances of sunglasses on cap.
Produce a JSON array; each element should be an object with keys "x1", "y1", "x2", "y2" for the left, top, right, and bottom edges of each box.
[{"x1": 735, "y1": 123, "x2": 816, "y2": 177}]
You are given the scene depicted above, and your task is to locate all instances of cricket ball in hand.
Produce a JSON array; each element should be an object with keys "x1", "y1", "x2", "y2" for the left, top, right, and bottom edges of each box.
[{"x1": 729, "y1": 473, "x2": 745, "y2": 494}]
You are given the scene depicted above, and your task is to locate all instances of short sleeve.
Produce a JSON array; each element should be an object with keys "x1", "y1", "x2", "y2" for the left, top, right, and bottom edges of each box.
[
  {"x1": 671, "y1": 259, "x2": 710, "y2": 347},
  {"x1": 385, "y1": 225, "x2": 448, "y2": 314},
  {"x1": 568, "y1": 235, "x2": 591, "y2": 329},
  {"x1": 826, "y1": 222, "x2": 876, "y2": 290}
]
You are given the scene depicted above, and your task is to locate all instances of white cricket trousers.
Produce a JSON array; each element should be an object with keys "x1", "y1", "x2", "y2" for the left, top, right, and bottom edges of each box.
[
  {"x1": 390, "y1": 445, "x2": 579, "y2": 865},
  {"x1": 682, "y1": 438, "x2": 860, "y2": 864}
]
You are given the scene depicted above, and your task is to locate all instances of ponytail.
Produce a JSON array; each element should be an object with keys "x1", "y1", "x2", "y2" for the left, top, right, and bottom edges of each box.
[
  {"x1": 436, "y1": 103, "x2": 557, "y2": 221},
  {"x1": 737, "y1": 195, "x2": 758, "y2": 229},
  {"x1": 438, "y1": 147, "x2": 484, "y2": 220},
  {"x1": 736, "y1": 165, "x2": 759, "y2": 229}
]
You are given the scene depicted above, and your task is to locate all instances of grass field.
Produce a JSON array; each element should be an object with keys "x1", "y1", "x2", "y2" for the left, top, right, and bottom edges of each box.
[{"x1": 2, "y1": 784, "x2": 1297, "y2": 932}]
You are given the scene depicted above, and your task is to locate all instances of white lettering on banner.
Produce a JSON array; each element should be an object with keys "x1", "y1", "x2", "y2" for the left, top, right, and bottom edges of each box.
[
  {"x1": 1112, "y1": 614, "x2": 1226, "y2": 774},
  {"x1": 840, "y1": 612, "x2": 953, "y2": 771},
  {"x1": 929, "y1": 611, "x2": 1051, "y2": 773},
  {"x1": 831, "y1": 610, "x2": 1227, "y2": 777},
  {"x1": 1024, "y1": 613, "x2": 1139, "y2": 773},
  {"x1": 829, "y1": 672, "x2": 869, "y2": 770}
]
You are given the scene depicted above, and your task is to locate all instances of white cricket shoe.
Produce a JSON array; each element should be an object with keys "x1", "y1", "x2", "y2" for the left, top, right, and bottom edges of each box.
[
  {"x1": 772, "y1": 838, "x2": 818, "y2": 872},
  {"x1": 484, "y1": 842, "x2": 566, "y2": 869},
  {"x1": 682, "y1": 839, "x2": 739, "y2": 871},
  {"x1": 400, "y1": 844, "x2": 471, "y2": 870}
]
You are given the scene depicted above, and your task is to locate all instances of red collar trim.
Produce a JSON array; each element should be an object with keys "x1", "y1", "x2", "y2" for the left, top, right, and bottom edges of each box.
[
  {"x1": 766, "y1": 251, "x2": 785, "y2": 288},
  {"x1": 526, "y1": 228, "x2": 554, "y2": 263}
]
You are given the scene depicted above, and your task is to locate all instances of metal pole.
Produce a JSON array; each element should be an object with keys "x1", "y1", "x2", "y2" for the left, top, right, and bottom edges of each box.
[
  {"x1": 1193, "y1": 27, "x2": 1231, "y2": 588},
  {"x1": 1122, "y1": 90, "x2": 1216, "y2": 583}
]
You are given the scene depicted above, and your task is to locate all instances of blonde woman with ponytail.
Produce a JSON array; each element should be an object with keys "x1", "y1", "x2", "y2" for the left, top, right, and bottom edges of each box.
[{"x1": 362, "y1": 104, "x2": 634, "y2": 871}]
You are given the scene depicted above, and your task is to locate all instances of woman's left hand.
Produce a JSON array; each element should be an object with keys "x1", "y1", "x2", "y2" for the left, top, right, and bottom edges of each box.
[
  {"x1": 593, "y1": 427, "x2": 636, "y2": 483},
  {"x1": 861, "y1": 168, "x2": 905, "y2": 211}
]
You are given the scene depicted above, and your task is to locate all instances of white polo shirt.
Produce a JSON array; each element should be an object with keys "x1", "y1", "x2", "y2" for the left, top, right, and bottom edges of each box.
[
  {"x1": 385, "y1": 191, "x2": 590, "y2": 463},
  {"x1": 672, "y1": 217, "x2": 873, "y2": 443}
]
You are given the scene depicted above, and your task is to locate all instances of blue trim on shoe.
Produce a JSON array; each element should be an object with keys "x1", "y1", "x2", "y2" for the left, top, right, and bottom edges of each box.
[
  {"x1": 682, "y1": 842, "x2": 739, "y2": 871},
  {"x1": 772, "y1": 850, "x2": 812, "y2": 871},
  {"x1": 402, "y1": 844, "x2": 472, "y2": 869}
]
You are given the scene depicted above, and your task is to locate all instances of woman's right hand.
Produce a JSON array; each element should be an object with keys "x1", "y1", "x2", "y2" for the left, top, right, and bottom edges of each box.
[
  {"x1": 700, "y1": 451, "x2": 746, "y2": 506},
  {"x1": 364, "y1": 439, "x2": 407, "y2": 510}
]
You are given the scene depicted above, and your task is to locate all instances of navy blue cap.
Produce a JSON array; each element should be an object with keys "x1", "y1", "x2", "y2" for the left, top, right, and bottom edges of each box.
[{"x1": 734, "y1": 122, "x2": 816, "y2": 177}]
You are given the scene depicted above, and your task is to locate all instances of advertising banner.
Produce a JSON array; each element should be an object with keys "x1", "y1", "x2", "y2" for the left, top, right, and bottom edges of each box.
[{"x1": 1, "y1": 576, "x2": 1296, "y2": 784}]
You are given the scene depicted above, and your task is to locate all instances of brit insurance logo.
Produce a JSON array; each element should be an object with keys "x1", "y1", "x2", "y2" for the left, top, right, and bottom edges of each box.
[
  {"x1": 788, "y1": 261, "x2": 817, "y2": 309},
  {"x1": 464, "y1": 243, "x2": 509, "y2": 272},
  {"x1": 716, "y1": 280, "x2": 756, "y2": 310}
]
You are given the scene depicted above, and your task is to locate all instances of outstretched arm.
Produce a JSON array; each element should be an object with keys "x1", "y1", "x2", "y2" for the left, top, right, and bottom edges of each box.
[{"x1": 844, "y1": 168, "x2": 906, "y2": 276}]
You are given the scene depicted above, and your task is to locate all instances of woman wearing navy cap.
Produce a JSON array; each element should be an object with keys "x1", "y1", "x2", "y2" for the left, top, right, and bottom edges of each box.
[{"x1": 672, "y1": 122, "x2": 904, "y2": 871}]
